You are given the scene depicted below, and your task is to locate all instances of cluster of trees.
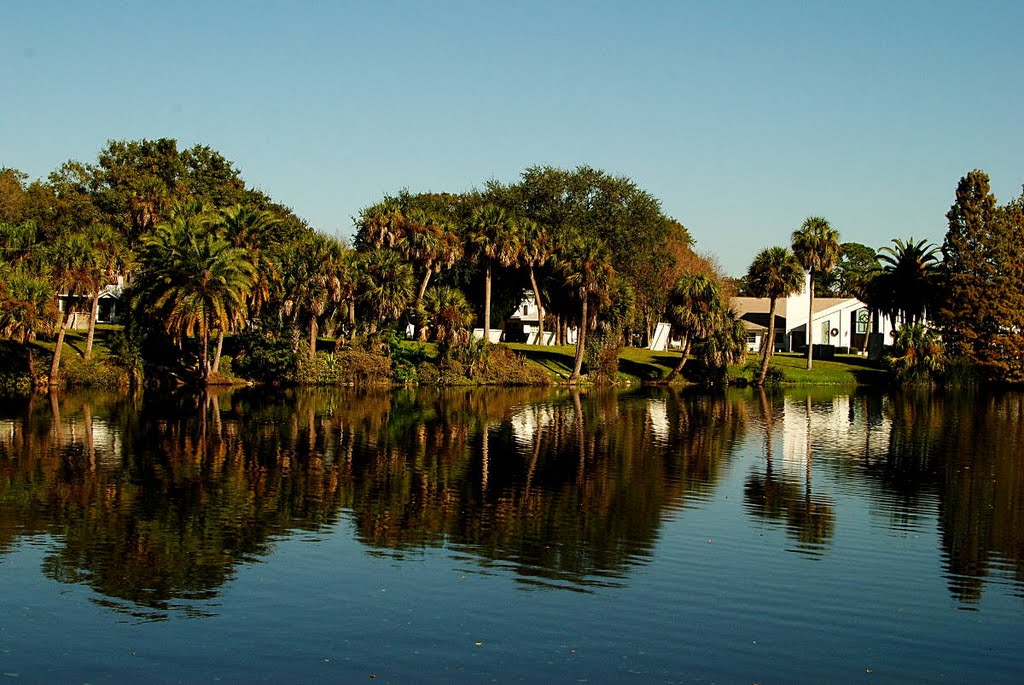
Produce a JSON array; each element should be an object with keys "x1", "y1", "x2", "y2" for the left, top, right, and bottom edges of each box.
[
  {"x1": 2, "y1": 141, "x2": 745, "y2": 386},
  {"x1": 0, "y1": 140, "x2": 314, "y2": 384},
  {"x1": 741, "y1": 168, "x2": 1024, "y2": 386},
  {"x1": 353, "y1": 168, "x2": 746, "y2": 382}
]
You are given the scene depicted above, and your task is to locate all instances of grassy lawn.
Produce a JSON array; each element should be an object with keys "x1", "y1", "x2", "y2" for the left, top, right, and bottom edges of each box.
[
  {"x1": 508, "y1": 343, "x2": 888, "y2": 386},
  {"x1": 505, "y1": 342, "x2": 684, "y2": 383},
  {"x1": 734, "y1": 351, "x2": 888, "y2": 386}
]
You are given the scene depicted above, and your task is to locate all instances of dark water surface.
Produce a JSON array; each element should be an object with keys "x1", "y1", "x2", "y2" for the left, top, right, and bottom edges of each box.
[{"x1": 0, "y1": 386, "x2": 1021, "y2": 683}]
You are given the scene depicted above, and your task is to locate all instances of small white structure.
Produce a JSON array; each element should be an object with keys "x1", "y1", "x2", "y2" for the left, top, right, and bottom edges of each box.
[
  {"x1": 648, "y1": 322, "x2": 672, "y2": 351},
  {"x1": 472, "y1": 328, "x2": 504, "y2": 343}
]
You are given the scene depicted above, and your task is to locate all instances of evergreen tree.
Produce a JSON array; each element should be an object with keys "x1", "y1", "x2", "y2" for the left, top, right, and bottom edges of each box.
[{"x1": 935, "y1": 170, "x2": 1024, "y2": 383}]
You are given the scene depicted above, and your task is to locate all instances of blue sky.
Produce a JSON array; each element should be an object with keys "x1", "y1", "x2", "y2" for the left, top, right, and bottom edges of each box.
[{"x1": 3, "y1": 0, "x2": 1022, "y2": 275}]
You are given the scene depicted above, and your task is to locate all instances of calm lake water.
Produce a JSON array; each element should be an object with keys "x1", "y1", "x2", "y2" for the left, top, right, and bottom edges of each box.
[{"x1": 0, "y1": 385, "x2": 1021, "y2": 683}]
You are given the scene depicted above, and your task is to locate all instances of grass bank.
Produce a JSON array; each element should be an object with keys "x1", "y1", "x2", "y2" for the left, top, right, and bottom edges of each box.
[
  {"x1": 733, "y1": 351, "x2": 888, "y2": 386},
  {"x1": 506, "y1": 344, "x2": 888, "y2": 386}
]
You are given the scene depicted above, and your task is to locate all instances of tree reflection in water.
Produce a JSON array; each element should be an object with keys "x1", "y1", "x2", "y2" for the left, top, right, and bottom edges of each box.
[
  {"x1": 1, "y1": 386, "x2": 1022, "y2": 614},
  {"x1": 743, "y1": 390, "x2": 835, "y2": 556},
  {"x1": 0, "y1": 386, "x2": 745, "y2": 612}
]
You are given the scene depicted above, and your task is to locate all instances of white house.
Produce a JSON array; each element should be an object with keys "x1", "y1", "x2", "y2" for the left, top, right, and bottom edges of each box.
[
  {"x1": 732, "y1": 274, "x2": 895, "y2": 355},
  {"x1": 57, "y1": 277, "x2": 125, "y2": 330}
]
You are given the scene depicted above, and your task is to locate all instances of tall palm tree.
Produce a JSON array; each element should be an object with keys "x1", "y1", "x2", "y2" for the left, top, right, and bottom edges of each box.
[
  {"x1": 282, "y1": 233, "x2": 346, "y2": 356},
  {"x1": 216, "y1": 205, "x2": 283, "y2": 368},
  {"x1": 468, "y1": 204, "x2": 520, "y2": 338},
  {"x1": 792, "y1": 216, "x2": 840, "y2": 369},
  {"x1": 80, "y1": 223, "x2": 130, "y2": 358},
  {"x1": 218, "y1": 204, "x2": 282, "y2": 316},
  {"x1": 402, "y1": 212, "x2": 462, "y2": 337},
  {"x1": 664, "y1": 273, "x2": 723, "y2": 381},
  {"x1": 45, "y1": 231, "x2": 94, "y2": 384},
  {"x1": 876, "y1": 237, "x2": 940, "y2": 327},
  {"x1": 516, "y1": 218, "x2": 552, "y2": 345},
  {"x1": 137, "y1": 211, "x2": 254, "y2": 381},
  {"x1": 355, "y1": 199, "x2": 404, "y2": 250},
  {"x1": 746, "y1": 246, "x2": 804, "y2": 386},
  {"x1": 558, "y1": 238, "x2": 616, "y2": 383}
]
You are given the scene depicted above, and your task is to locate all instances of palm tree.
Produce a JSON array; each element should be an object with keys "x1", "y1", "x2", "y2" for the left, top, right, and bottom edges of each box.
[
  {"x1": 355, "y1": 199, "x2": 404, "y2": 250},
  {"x1": 217, "y1": 205, "x2": 283, "y2": 368},
  {"x1": 282, "y1": 234, "x2": 346, "y2": 356},
  {"x1": 45, "y1": 231, "x2": 94, "y2": 385},
  {"x1": 468, "y1": 204, "x2": 520, "y2": 339},
  {"x1": 558, "y1": 238, "x2": 616, "y2": 383},
  {"x1": 402, "y1": 212, "x2": 463, "y2": 338},
  {"x1": 697, "y1": 308, "x2": 748, "y2": 382},
  {"x1": 746, "y1": 246, "x2": 804, "y2": 386},
  {"x1": 421, "y1": 286, "x2": 474, "y2": 358},
  {"x1": 218, "y1": 204, "x2": 282, "y2": 316},
  {"x1": 876, "y1": 237, "x2": 940, "y2": 327},
  {"x1": 664, "y1": 273, "x2": 723, "y2": 381},
  {"x1": 358, "y1": 248, "x2": 414, "y2": 333},
  {"x1": 792, "y1": 216, "x2": 840, "y2": 369},
  {"x1": 80, "y1": 223, "x2": 130, "y2": 358},
  {"x1": 0, "y1": 265, "x2": 57, "y2": 344},
  {"x1": 137, "y1": 210, "x2": 254, "y2": 381},
  {"x1": 516, "y1": 218, "x2": 552, "y2": 345}
]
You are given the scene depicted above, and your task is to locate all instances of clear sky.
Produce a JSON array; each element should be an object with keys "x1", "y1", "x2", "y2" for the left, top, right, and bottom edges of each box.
[{"x1": 3, "y1": 0, "x2": 1022, "y2": 275}]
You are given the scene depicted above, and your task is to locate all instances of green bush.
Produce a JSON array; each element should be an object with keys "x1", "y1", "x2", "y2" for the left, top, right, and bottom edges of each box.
[
  {"x1": 391, "y1": 342, "x2": 428, "y2": 384},
  {"x1": 476, "y1": 346, "x2": 551, "y2": 386},
  {"x1": 232, "y1": 322, "x2": 299, "y2": 384},
  {"x1": 296, "y1": 350, "x2": 392, "y2": 385},
  {"x1": 742, "y1": 359, "x2": 785, "y2": 386},
  {"x1": 585, "y1": 331, "x2": 623, "y2": 385},
  {"x1": 62, "y1": 355, "x2": 128, "y2": 389}
]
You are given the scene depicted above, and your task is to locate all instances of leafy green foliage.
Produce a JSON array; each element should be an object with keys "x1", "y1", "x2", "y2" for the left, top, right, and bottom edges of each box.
[
  {"x1": 584, "y1": 330, "x2": 623, "y2": 385},
  {"x1": 885, "y1": 323, "x2": 945, "y2": 385},
  {"x1": 232, "y1": 320, "x2": 299, "y2": 384}
]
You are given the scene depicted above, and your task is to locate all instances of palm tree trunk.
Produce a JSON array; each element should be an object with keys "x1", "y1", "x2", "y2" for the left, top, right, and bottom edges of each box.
[
  {"x1": 806, "y1": 271, "x2": 815, "y2": 370},
  {"x1": 757, "y1": 297, "x2": 778, "y2": 386},
  {"x1": 85, "y1": 289, "x2": 100, "y2": 358},
  {"x1": 664, "y1": 336, "x2": 692, "y2": 382},
  {"x1": 203, "y1": 325, "x2": 214, "y2": 382},
  {"x1": 529, "y1": 265, "x2": 545, "y2": 345},
  {"x1": 569, "y1": 296, "x2": 588, "y2": 382},
  {"x1": 49, "y1": 305, "x2": 74, "y2": 386},
  {"x1": 309, "y1": 315, "x2": 318, "y2": 357},
  {"x1": 212, "y1": 330, "x2": 225, "y2": 373},
  {"x1": 415, "y1": 270, "x2": 433, "y2": 339},
  {"x1": 483, "y1": 262, "x2": 492, "y2": 341}
]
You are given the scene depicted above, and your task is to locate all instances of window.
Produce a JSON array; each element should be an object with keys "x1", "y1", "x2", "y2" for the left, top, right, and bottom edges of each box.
[{"x1": 856, "y1": 309, "x2": 869, "y2": 334}]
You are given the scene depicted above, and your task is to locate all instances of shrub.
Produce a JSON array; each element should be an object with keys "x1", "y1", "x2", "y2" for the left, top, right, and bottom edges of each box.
[
  {"x1": 885, "y1": 324, "x2": 945, "y2": 385},
  {"x1": 743, "y1": 359, "x2": 785, "y2": 386},
  {"x1": 585, "y1": 331, "x2": 623, "y2": 385},
  {"x1": 232, "y1": 321, "x2": 299, "y2": 384},
  {"x1": 476, "y1": 346, "x2": 551, "y2": 386},
  {"x1": 62, "y1": 355, "x2": 128, "y2": 389},
  {"x1": 295, "y1": 349, "x2": 392, "y2": 385},
  {"x1": 391, "y1": 342, "x2": 429, "y2": 384}
]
